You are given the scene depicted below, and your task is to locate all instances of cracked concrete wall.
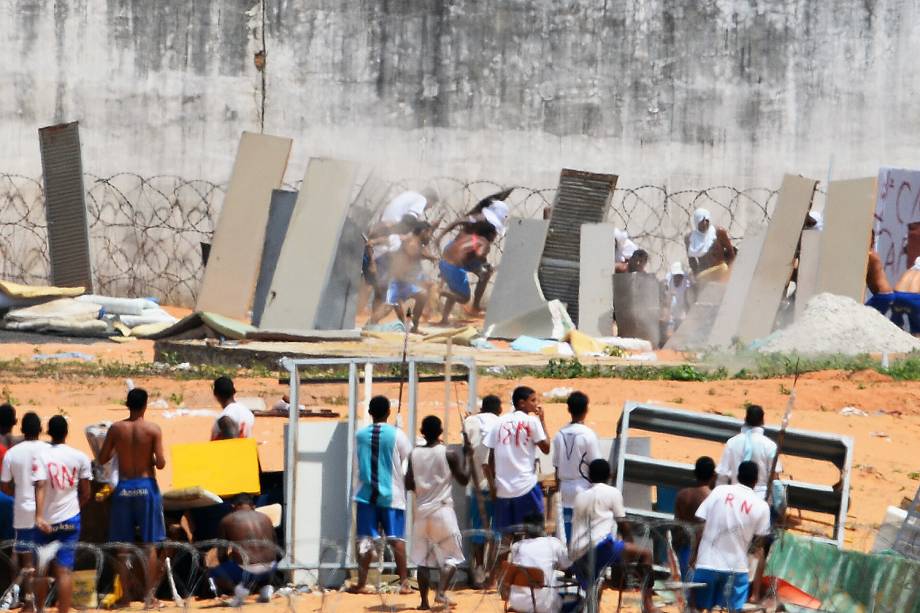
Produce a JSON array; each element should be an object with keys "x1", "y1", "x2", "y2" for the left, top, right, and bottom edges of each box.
[{"x1": 2, "y1": 0, "x2": 919, "y2": 188}]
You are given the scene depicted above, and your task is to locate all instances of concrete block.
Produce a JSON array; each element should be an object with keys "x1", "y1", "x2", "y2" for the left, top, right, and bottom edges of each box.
[
  {"x1": 196, "y1": 132, "x2": 292, "y2": 319},
  {"x1": 484, "y1": 218, "x2": 549, "y2": 329},
  {"x1": 251, "y1": 189, "x2": 297, "y2": 327},
  {"x1": 815, "y1": 177, "x2": 876, "y2": 302},
  {"x1": 667, "y1": 281, "x2": 726, "y2": 350},
  {"x1": 709, "y1": 223, "x2": 768, "y2": 346},
  {"x1": 578, "y1": 223, "x2": 617, "y2": 337},
  {"x1": 39, "y1": 122, "x2": 93, "y2": 291},
  {"x1": 487, "y1": 299, "x2": 574, "y2": 341},
  {"x1": 613, "y1": 272, "x2": 660, "y2": 347},
  {"x1": 260, "y1": 158, "x2": 359, "y2": 330}
]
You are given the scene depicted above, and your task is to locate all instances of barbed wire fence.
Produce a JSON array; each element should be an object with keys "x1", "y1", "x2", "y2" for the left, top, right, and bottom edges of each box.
[{"x1": 0, "y1": 172, "x2": 786, "y2": 307}]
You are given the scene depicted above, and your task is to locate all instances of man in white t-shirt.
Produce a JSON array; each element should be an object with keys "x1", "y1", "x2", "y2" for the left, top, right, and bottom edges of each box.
[
  {"x1": 350, "y1": 396, "x2": 413, "y2": 595},
  {"x1": 551, "y1": 391, "x2": 601, "y2": 544},
  {"x1": 484, "y1": 386, "x2": 549, "y2": 537},
  {"x1": 716, "y1": 405, "x2": 781, "y2": 498},
  {"x1": 0, "y1": 412, "x2": 50, "y2": 607},
  {"x1": 568, "y1": 459, "x2": 658, "y2": 613},
  {"x1": 462, "y1": 394, "x2": 502, "y2": 585},
  {"x1": 34, "y1": 415, "x2": 92, "y2": 613},
  {"x1": 505, "y1": 513, "x2": 573, "y2": 613},
  {"x1": 693, "y1": 461, "x2": 771, "y2": 612},
  {"x1": 210, "y1": 377, "x2": 254, "y2": 440}
]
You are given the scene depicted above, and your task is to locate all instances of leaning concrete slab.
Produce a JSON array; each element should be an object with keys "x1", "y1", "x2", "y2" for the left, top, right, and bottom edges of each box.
[
  {"x1": 483, "y1": 218, "x2": 550, "y2": 331},
  {"x1": 815, "y1": 177, "x2": 876, "y2": 302},
  {"x1": 578, "y1": 223, "x2": 617, "y2": 337},
  {"x1": 734, "y1": 174, "x2": 817, "y2": 344},
  {"x1": 613, "y1": 272, "x2": 661, "y2": 347},
  {"x1": 260, "y1": 158, "x2": 359, "y2": 330},
  {"x1": 251, "y1": 189, "x2": 297, "y2": 327},
  {"x1": 794, "y1": 229, "x2": 822, "y2": 321},
  {"x1": 38, "y1": 122, "x2": 93, "y2": 291},
  {"x1": 486, "y1": 299, "x2": 574, "y2": 341},
  {"x1": 314, "y1": 175, "x2": 389, "y2": 330},
  {"x1": 539, "y1": 169, "x2": 617, "y2": 325},
  {"x1": 709, "y1": 223, "x2": 768, "y2": 347},
  {"x1": 196, "y1": 132, "x2": 292, "y2": 319}
]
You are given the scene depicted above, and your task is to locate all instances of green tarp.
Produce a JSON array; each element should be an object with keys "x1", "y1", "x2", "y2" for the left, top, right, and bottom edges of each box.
[{"x1": 767, "y1": 533, "x2": 920, "y2": 612}]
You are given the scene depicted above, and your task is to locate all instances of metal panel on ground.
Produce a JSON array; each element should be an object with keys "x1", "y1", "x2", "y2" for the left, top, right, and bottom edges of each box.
[
  {"x1": 578, "y1": 223, "x2": 617, "y2": 337},
  {"x1": 483, "y1": 218, "x2": 549, "y2": 332},
  {"x1": 260, "y1": 158, "x2": 358, "y2": 330},
  {"x1": 251, "y1": 190, "x2": 297, "y2": 327},
  {"x1": 38, "y1": 122, "x2": 93, "y2": 291},
  {"x1": 708, "y1": 223, "x2": 768, "y2": 346},
  {"x1": 196, "y1": 132, "x2": 292, "y2": 319},
  {"x1": 538, "y1": 169, "x2": 617, "y2": 325},
  {"x1": 815, "y1": 177, "x2": 877, "y2": 301},
  {"x1": 734, "y1": 174, "x2": 817, "y2": 344}
]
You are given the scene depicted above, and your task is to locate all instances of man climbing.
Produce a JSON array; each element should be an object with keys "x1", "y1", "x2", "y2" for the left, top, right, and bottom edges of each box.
[{"x1": 437, "y1": 220, "x2": 495, "y2": 325}]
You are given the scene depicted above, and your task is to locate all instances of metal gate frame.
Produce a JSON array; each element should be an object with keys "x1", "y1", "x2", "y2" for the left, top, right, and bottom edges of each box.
[{"x1": 279, "y1": 356, "x2": 477, "y2": 576}]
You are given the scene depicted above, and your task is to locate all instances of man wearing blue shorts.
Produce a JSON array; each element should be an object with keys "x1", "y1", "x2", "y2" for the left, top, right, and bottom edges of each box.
[
  {"x1": 99, "y1": 388, "x2": 167, "y2": 608},
  {"x1": 437, "y1": 220, "x2": 495, "y2": 325},
  {"x1": 350, "y1": 396, "x2": 412, "y2": 595},
  {"x1": 569, "y1": 460, "x2": 658, "y2": 612},
  {"x1": 693, "y1": 461, "x2": 771, "y2": 612},
  {"x1": 0, "y1": 412, "x2": 49, "y2": 609},
  {"x1": 34, "y1": 416, "x2": 92, "y2": 613},
  {"x1": 484, "y1": 386, "x2": 549, "y2": 553}
]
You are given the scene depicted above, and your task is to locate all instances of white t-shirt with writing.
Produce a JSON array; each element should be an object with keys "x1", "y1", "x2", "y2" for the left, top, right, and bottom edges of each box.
[
  {"x1": 483, "y1": 411, "x2": 546, "y2": 499},
  {"x1": 717, "y1": 426, "x2": 782, "y2": 498},
  {"x1": 568, "y1": 483, "x2": 626, "y2": 561},
  {"x1": 695, "y1": 483, "x2": 771, "y2": 573},
  {"x1": 0, "y1": 440, "x2": 50, "y2": 529},
  {"x1": 551, "y1": 423, "x2": 602, "y2": 508},
  {"x1": 211, "y1": 401, "x2": 255, "y2": 439},
  {"x1": 463, "y1": 412, "x2": 499, "y2": 493},
  {"x1": 509, "y1": 536, "x2": 573, "y2": 613},
  {"x1": 38, "y1": 444, "x2": 92, "y2": 525}
]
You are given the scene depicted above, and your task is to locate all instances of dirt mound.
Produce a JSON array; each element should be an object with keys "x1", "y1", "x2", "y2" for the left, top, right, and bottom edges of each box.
[{"x1": 757, "y1": 293, "x2": 920, "y2": 356}]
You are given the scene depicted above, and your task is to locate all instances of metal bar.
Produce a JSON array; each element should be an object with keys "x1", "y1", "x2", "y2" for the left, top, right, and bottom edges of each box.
[
  {"x1": 277, "y1": 373, "x2": 472, "y2": 385},
  {"x1": 466, "y1": 362, "x2": 477, "y2": 415},
  {"x1": 363, "y1": 362, "x2": 373, "y2": 427},
  {"x1": 282, "y1": 357, "x2": 300, "y2": 570},
  {"x1": 345, "y1": 362, "x2": 358, "y2": 565}
]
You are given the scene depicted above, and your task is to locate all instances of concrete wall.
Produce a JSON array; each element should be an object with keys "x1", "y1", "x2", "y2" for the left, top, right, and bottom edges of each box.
[{"x1": 2, "y1": 0, "x2": 919, "y2": 189}]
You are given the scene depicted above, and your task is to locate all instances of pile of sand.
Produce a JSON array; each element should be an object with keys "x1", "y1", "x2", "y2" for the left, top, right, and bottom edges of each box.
[{"x1": 757, "y1": 293, "x2": 920, "y2": 355}]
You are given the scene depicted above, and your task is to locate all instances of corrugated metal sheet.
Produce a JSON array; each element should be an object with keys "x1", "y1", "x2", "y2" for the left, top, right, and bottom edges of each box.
[
  {"x1": 538, "y1": 168, "x2": 617, "y2": 324},
  {"x1": 38, "y1": 122, "x2": 94, "y2": 291}
]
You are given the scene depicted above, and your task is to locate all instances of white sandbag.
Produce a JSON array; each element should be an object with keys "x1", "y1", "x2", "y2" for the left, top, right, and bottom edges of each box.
[
  {"x1": 76, "y1": 294, "x2": 158, "y2": 316},
  {"x1": 5, "y1": 298, "x2": 101, "y2": 322},
  {"x1": 119, "y1": 309, "x2": 176, "y2": 328}
]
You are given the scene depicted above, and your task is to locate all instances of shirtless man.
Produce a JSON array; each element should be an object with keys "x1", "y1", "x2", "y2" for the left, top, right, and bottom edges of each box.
[
  {"x1": 99, "y1": 388, "x2": 166, "y2": 608},
  {"x1": 673, "y1": 456, "x2": 716, "y2": 579},
  {"x1": 438, "y1": 220, "x2": 495, "y2": 325},
  {"x1": 368, "y1": 220, "x2": 436, "y2": 332},
  {"x1": 210, "y1": 494, "x2": 277, "y2": 605},
  {"x1": 685, "y1": 208, "x2": 736, "y2": 275},
  {"x1": 866, "y1": 234, "x2": 895, "y2": 316}
]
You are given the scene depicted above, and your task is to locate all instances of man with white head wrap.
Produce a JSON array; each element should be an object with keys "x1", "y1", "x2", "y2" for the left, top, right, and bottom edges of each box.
[
  {"x1": 685, "y1": 208, "x2": 736, "y2": 275},
  {"x1": 613, "y1": 228, "x2": 638, "y2": 273}
]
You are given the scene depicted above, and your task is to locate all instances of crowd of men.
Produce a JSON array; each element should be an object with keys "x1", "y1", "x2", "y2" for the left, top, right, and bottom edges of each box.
[{"x1": 349, "y1": 387, "x2": 779, "y2": 613}]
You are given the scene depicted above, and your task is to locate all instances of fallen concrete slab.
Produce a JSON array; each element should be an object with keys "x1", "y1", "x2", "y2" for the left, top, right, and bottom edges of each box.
[
  {"x1": 486, "y1": 299, "x2": 574, "y2": 341},
  {"x1": 246, "y1": 328, "x2": 362, "y2": 342}
]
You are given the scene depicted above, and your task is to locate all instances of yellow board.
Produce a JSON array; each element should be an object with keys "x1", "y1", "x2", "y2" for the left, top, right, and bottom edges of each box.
[{"x1": 171, "y1": 438, "x2": 260, "y2": 496}]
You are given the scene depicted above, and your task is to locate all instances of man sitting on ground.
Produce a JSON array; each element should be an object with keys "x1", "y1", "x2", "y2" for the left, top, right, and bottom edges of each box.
[
  {"x1": 568, "y1": 459, "x2": 659, "y2": 613},
  {"x1": 505, "y1": 513, "x2": 574, "y2": 613},
  {"x1": 210, "y1": 494, "x2": 278, "y2": 606},
  {"x1": 34, "y1": 416, "x2": 92, "y2": 613},
  {"x1": 405, "y1": 416, "x2": 471, "y2": 610},
  {"x1": 211, "y1": 377, "x2": 254, "y2": 440},
  {"x1": 691, "y1": 461, "x2": 771, "y2": 613},
  {"x1": 673, "y1": 456, "x2": 716, "y2": 579}
]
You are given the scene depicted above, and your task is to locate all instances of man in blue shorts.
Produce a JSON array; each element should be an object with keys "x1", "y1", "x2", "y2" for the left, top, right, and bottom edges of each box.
[
  {"x1": 484, "y1": 386, "x2": 549, "y2": 552},
  {"x1": 34, "y1": 416, "x2": 92, "y2": 613},
  {"x1": 437, "y1": 220, "x2": 495, "y2": 325},
  {"x1": 99, "y1": 388, "x2": 167, "y2": 608},
  {"x1": 569, "y1": 459, "x2": 658, "y2": 612},
  {"x1": 349, "y1": 396, "x2": 412, "y2": 594},
  {"x1": 0, "y1": 412, "x2": 49, "y2": 609},
  {"x1": 693, "y1": 461, "x2": 771, "y2": 612}
]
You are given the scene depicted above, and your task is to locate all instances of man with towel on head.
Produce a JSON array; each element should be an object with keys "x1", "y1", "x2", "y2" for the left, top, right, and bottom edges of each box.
[
  {"x1": 685, "y1": 208, "x2": 736, "y2": 279},
  {"x1": 613, "y1": 228, "x2": 638, "y2": 273}
]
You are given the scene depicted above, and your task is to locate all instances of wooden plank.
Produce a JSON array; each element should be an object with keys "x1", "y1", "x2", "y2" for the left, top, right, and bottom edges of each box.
[
  {"x1": 795, "y1": 229, "x2": 822, "y2": 320},
  {"x1": 196, "y1": 132, "x2": 292, "y2": 319},
  {"x1": 259, "y1": 158, "x2": 358, "y2": 330},
  {"x1": 815, "y1": 177, "x2": 876, "y2": 302},
  {"x1": 709, "y1": 223, "x2": 768, "y2": 347},
  {"x1": 734, "y1": 174, "x2": 817, "y2": 344}
]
